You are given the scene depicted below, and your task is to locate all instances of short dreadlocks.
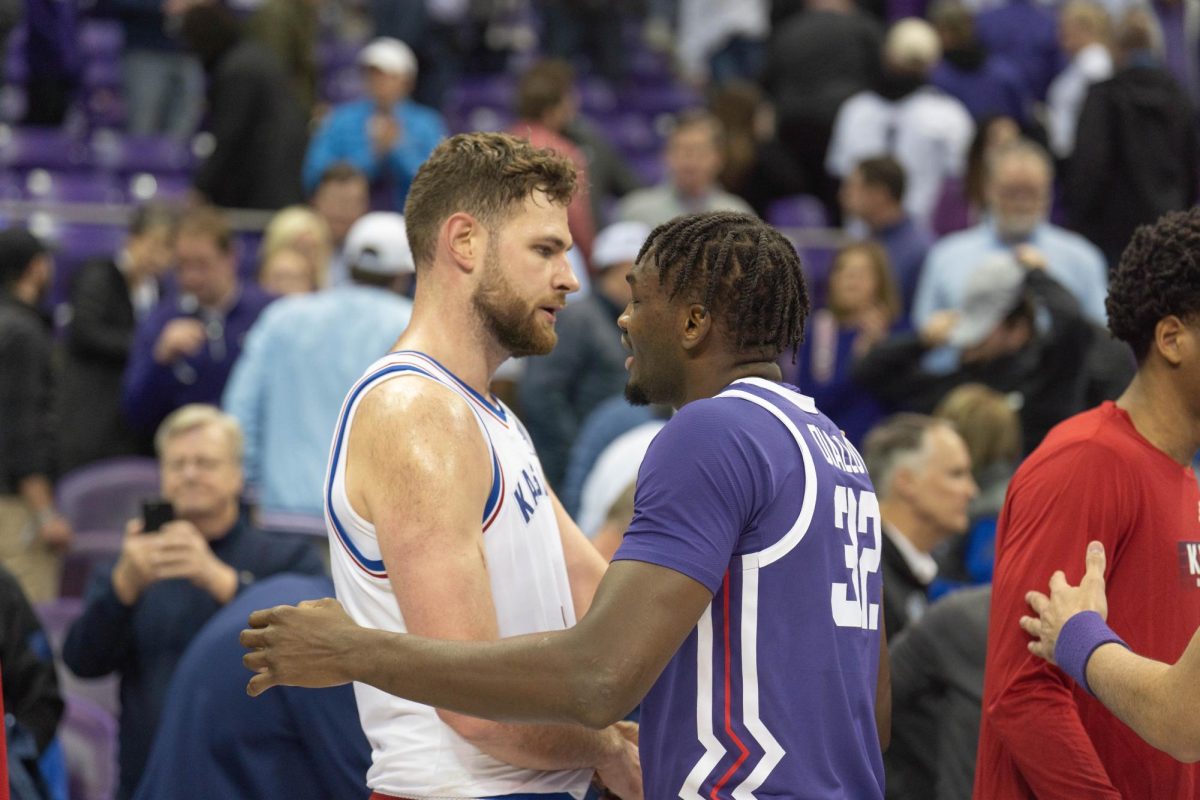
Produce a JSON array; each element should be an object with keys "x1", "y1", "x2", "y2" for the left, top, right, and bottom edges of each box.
[
  {"x1": 636, "y1": 212, "x2": 810, "y2": 356},
  {"x1": 1107, "y1": 208, "x2": 1200, "y2": 362}
]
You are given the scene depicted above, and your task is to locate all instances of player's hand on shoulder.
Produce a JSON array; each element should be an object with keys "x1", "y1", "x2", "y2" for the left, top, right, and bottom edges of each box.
[
  {"x1": 241, "y1": 597, "x2": 362, "y2": 696},
  {"x1": 1020, "y1": 540, "x2": 1109, "y2": 664}
]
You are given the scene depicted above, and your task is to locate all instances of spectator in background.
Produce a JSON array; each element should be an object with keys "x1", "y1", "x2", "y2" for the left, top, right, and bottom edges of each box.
[
  {"x1": 587, "y1": 483, "x2": 637, "y2": 562},
  {"x1": 58, "y1": 205, "x2": 176, "y2": 474},
  {"x1": 859, "y1": 252, "x2": 1093, "y2": 453},
  {"x1": 310, "y1": 164, "x2": 370, "y2": 286},
  {"x1": 224, "y1": 212, "x2": 415, "y2": 518},
  {"x1": 536, "y1": 0, "x2": 625, "y2": 84},
  {"x1": 246, "y1": 0, "x2": 319, "y2": 117},
  {"x1": 258, "y1": 247, "x2": 319, "y2": 297},
  {"x1": 763, "y1": 0, "x2": 883, "y2": 221},
  {"x1": 795, "y1": 242, "x2": 898, "y2": 446},
  {"x1": 259, "y1": 205, "x2": 334, "y2": 290},
  {"x1": 676, "y1": 0, "x2": 769, "y2": 84},
  {"x1": 827, "y1": 18, "x2": 975, "y2": 229},
  {"x1": 22, "y1": 0, "x2": 80, "y2": 126},
  {"x1": 509, "y1": 60, "x2": 596, "y2": 263},
  {"x1": 303, "y1": 38, "x2": 446, "y2": 212},
  {"x1": 1067, "y1": 7, "x2": 1199, "y2": 268},
  {"x1": 839, "y1": 156, "x2": 931, "y2": 314},
  {"x1": 961, "y1": 114, "x2": 1022, "y2": 218},
  {"x1": 616, "y1": 111, "x2": 754, "y2": 228},
  {"x1": 62, "y1": 405, "x2": 323, "y2": 800},
  {"x1": 886, "y1": 586, "x2": 991, "y2": 800},
  {"x1": 181, "y1": 2, "x2": 307, "y2": 211},
  {"x1": 0, "y1": 564, "x2": 63, "y2": 781},
  {"x1": 1046, "y1": 1, "x2": 1112, "y2": 160},
  {"x1": 123, "y1": 207, "x2": 275, "y2": 437},
  {"x1": 113, "y1": 0, "x2": 202, "y2": 137},
  {"x1": 0, "y1": 229, "x2": 71, "y2": 603},
  {"x1": 864, "y1": 414, "x2": 977, "y2": 640},
  {"x1": 930, "y1": 1, "x2": 1030, "y2": 124},
  {"x1": 914, "y1": 140, "x2": 1109, "y2": 330},
  {"x1": 559, "y1": 395, "x2": 666, "y2": 517},
  {"x1": 974, "y1": 0, "x2": 1060, "y2": 101},
  {"x1": 576, "y1": 420, "x2": 667, "y2": 549},
  {"x1": 933, "y1": 383, "x2": 1021, "y2": 584},
  {"x1": 134, "y1": 575, "x2": 371, "y2": 800},
  {"x1": 519, "y1": 221, "x2": 648, "y2": 489}
]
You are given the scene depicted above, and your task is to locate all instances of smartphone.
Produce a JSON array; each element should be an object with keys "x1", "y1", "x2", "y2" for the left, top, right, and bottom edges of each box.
[{"x1": 142, "y1": 499, "x2": 175, "y2": 533}]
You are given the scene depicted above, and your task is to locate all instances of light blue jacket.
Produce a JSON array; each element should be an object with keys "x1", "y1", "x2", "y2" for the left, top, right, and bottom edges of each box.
[
  {"x1": 303, "y1": 99, "x2": 446, "y2": 209},
  {"x1": 223, "y1": 285, "x2": 414, "y2": 516}
]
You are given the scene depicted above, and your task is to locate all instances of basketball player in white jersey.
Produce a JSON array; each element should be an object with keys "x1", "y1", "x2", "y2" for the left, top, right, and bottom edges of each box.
[{"x1": 308, "y1": 132, "x2": 640, "y2": 799}]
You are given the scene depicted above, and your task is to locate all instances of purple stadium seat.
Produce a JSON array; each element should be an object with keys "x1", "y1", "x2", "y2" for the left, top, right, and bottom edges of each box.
[
  {"x1": 623, "y1": 84, "x2": 703, "y2": 115},
  {"x1": 577, "y1": 78, "x2": 617, "y2": 116},
  {"x1": 0, "y1": 126, "x2": 89, "y2": 171},
  {"x1": 258, "y1": 510, "x2": 328, "y2": 538},
  {"x1": 629, "y1": 152, "x2": 665, "y2": 186},
  {"x1": 56, "y1": 457, "x2": 161, "y2": 534},
  {"x1": 91, "y1": 131, "x2": 192, "y2": 175},
  {"x1": 83, "y1": 59, "x2": 122, "y2": 91},
  {"x1": 445, "y1": 75, "x2": 514, "y2": 115},
  {"x1": 599, "y1": 113, "x2": 658, "y2": 155},
  {"x1": 60, "y1": 693, "x2": 118, "y2": 800},
  {"x1": 3, "y1": 26, "x2": 26, "y2": 83},
  {"x1": 79, "y1": 21, "x2": 124, "y2": 58},
  {"x1": 24, "y1": 170, "x2": 126, "y2": 204},
  {"x1": 59, "y1": 530, "x2": 125, "y2": 599},
  {"x1": 321, "y1": 66, "x2": 364, "y2": 105},
  {"x1": 931, "y1": 176, "x2": 970, "y2": 237},
  {"x1": 766, "y1": 194, "x2": 829, "y2": 230},
  {"x1": 317, "y1": 39, "x2": 364, "y2": 71}
]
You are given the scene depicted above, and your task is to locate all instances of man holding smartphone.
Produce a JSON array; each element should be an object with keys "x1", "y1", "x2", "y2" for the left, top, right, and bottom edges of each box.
[{"x1": 62, "y1": 404, "x2": 323, "y2": 800}]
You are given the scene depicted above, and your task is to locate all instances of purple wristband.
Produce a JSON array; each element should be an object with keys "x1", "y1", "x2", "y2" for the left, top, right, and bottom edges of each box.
[{"x1": 1054, "y1": 611, "x2": 1129, "y2": 696}]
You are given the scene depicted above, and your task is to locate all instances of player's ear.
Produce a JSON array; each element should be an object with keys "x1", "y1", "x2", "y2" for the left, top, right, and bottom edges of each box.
[
  {"x1": 1154, "y1": 315, "x2": 1187, "y2": 367},
  {"x1": 680, "y1": 303, "x2": 712, "y2": 351},
  {"x1": 443, "y1": 213, "x2": 483, "y2": 275}
]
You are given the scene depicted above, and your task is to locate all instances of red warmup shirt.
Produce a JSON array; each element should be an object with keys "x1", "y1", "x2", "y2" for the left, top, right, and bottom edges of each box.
[{"x1": 976, "y1": 402, "x2": 1200, "y2": 799}]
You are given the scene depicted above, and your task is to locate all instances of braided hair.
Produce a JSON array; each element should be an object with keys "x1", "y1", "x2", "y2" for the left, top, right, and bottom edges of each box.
[{"x1": 636, "y1": 212, "x2": 810, "y2": 356}]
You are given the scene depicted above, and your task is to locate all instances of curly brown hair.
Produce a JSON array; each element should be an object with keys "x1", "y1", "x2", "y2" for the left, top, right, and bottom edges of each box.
[
  {"x1": 637, "y1": 211, "x2": 810, "y2": 356},
  {"x1": 403, "y1": 132, "x2": 578, "y2": 270},
  {"x1": 1107, "y1": 208, "x2": 1200, "y2": 362}
]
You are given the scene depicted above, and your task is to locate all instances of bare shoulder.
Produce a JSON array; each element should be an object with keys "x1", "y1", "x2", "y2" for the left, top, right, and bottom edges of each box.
[{"x1": 346, "y1": 376, "x2": 491, "y2": 517}]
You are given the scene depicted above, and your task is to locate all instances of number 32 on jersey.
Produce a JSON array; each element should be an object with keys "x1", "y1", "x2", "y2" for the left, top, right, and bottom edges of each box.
[{"x1": 831, "y1": 485, "x2": 881, "y2": 631}]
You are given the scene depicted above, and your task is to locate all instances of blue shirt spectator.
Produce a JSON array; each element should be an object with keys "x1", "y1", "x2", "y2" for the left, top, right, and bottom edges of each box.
[
  {"x1": 975, "y1": 0, "x2": 1061, "y2": 101},
  {"x1": 224, "y1": 212, "x2": 415, "y2": 517},
  {"x1": 134, "y1": 575, "x2": 371, "y2": 800},
  {"x1": 560, "y1": 396, "x2": 661, "y2": 518},
  {"x1": 930, "y1": 2, "x2": 1030, "y2": 125},
  {"x1": 122, "y1": 208, "x2": 275, "y2": 436},
  {"x1": 61, "y1": 405, "x2": 324, "y2": 800},
  {"x1": 302, "y1": 38, "x2": 445, "y2": 210}
]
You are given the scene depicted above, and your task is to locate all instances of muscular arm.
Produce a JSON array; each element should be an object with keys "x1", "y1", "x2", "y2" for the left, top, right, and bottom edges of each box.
[
  {"x1": 341, "y1": 381, "x2": 628, "y2": 772},
  {"x1": 550, "y1": 490, "x2": 607, "y2": 619},
  {"x1": 1023, "y1": 542, "x2": 1200, "y2": 763},
  {"x1": 246, "y1": 558, "x2": 713, "y2": 728},
  {"x1": 1086, "y1": 631, "x2": 1200, "y2": 763}
]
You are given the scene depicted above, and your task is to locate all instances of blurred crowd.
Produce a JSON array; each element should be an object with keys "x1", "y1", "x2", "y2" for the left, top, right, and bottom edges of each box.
[{"x1": 0, "y1": 0, "x2": 1198, "y2": 797}]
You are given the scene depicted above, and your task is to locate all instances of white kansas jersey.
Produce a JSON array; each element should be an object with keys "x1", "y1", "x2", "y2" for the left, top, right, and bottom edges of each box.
[{"x1": 325, "y1": 350, "x2": 589, "y2": 799}]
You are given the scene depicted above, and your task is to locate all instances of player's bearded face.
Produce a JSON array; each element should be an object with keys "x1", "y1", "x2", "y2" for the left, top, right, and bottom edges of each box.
[{"x1": 472, "y1": 241, "x2": 559, "y2": 358}]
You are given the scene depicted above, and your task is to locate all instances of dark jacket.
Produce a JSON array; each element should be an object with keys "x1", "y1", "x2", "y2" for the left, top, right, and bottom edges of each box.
[
  {"x1": 1067, "y1": 62, "x2": 1199, "y2": 267},
  {"x1": 193, "y1": 39, "x2": 307, "y2": 210},
  {"x1": 61, "y1": 512, "x2": 324, "y2": 800},
  {"x1": 518, "y1": 293, "x2": 629, "y2": 489},
  {"x1": 853, "y1": 270, "x2": 1092, "y2": 453},
  {"x1": 881, "y1": 530, "x2": 929, "y2": 642},
  {"x1": 886, "y1": 586, "x2": 990, "y2": 800},
  {"x1": 57, "y1": 259, "x2": 153, "y2": 473},
  {"x1": 0, "y1": 293, "x2": 54, "y2": 494},
  {"x1": 0, "y1": 564, "x2": 63, "y2": 752}
]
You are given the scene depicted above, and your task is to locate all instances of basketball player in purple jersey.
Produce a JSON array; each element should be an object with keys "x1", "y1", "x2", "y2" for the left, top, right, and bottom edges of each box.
[{"x1": 243, "y1": 212, "x2": 890, "y2": 799}]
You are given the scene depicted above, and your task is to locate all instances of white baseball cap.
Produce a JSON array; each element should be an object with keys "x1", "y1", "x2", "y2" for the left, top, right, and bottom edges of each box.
[
  {"x1": 344, "y1": 212, "x2": 415, "y2": 276},
  {"x1": 358, "y1": 37, "x2": 418, "y2": 78},
  {"x1": 948, "y1": 253, "x2": 1027, "y2": 348},
  {"x1": 591, "y1": 221, "x2": 651, "y2": 271}
]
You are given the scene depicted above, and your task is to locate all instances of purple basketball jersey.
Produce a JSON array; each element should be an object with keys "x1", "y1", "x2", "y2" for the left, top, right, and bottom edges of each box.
[{"x1": 613, "y1": 378, "x2": 885, "y2": 799}]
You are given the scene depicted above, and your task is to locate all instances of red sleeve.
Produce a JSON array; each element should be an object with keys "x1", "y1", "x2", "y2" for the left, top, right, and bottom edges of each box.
[{"x1": 984, "y1": 441, "x2": 1134, "y2": 799}]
